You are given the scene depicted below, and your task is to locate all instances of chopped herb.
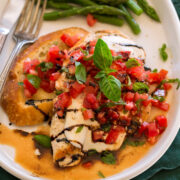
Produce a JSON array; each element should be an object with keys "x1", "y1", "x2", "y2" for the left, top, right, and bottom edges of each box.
[
  {"x1": 27, "y1": 74, "x2": 41, "y2": 89},
  {"x1": 133, "y1": 82, "x2": 149, "y2": 94},
  {"x1": 76, "y1": 126, "x2": 84, "y2": 133},
  {"x1": 34, "y1": 134, "x2": 51, "y2": 148},
  {"x1": 123, "y1": 137, "x2": 145, "y2": 147},
  {"x1": 38, "y1": 62, "x2": 53, "y2": 72},
  {"x1": 53, "y1": 41, "x2": 58, "y2": 45},
  {"x1": 97, "y1": 171, "x2": 105, "y2": 178},
  {"x1": 112, "y1": 55, "x2": 122, "y2": 61},
  {"x1": 157, "y1": 78, "x2": 180, "y2": 90},
  {"x1": 125, "y1": 58, "x2": 140, "y2": 68},
  {"x1": 152, "y1": 68, "x2": 158, "y2": 73},
  {"x1": 80, "y1": 48, "x2": 89, "y2": 56},
  {"x1": 87, "y1": 149, "x2": 98, "y2": 156},
  {"x1": 18, "y1": 82, "x2": 24, "y2": 86},
  {"x1": 75, "y1": 62, "x2": 87, "y2": 84},
  {"x1": 153, "y1": 95, "x2": 165, "y2": 102},
  {"x1": 127, "y1": 75, "x2": 132, "y2": 86},
  {"x1": 83, "y1": 55, "x2": 93, "y2": 61},
  {"x1": 81, "y1": 108, "x2": 86, "y2": 112},
  {"x1": 101, "y1": 151, "x2": 116, "y2": 165},
  {"x1": 101, "y1": 124, "x2": 111, "y2": 132},
  {"x1": 60, "y1": 66, "x2": 69, "y2": 73},
  {"x1": 56, "y1": 90, "x2": 63, "y2": 95},
  {"x1": 159, "y1": 43, "x2": 168, "y2": 61},
  {"x1": 135, "y1": 99, "x2": 143, "y2": 112},
  {"x1": 100, "y1": 99, "x2": 126, "y2": 109}
]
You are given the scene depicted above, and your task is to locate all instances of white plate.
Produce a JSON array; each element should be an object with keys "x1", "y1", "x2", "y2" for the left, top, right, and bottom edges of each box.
[{"x1": 0, "y1": 0, "x2": 180, "y2": 179}]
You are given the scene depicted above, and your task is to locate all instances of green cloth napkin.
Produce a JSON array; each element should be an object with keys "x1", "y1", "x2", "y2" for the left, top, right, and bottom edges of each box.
[{"x1": 0, "y1": 1, "x2": 180, "y2": 180}]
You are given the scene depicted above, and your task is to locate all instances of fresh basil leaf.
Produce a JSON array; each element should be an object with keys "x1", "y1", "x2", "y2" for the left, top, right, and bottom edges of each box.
[
  {"x1": 101, "y1": 151, "x2": 116, "y2": 165},
  {"x1": 95, "y1": 69, "x2": 116, "y2": 79},
  {"x1": 125, "y1": 58, "x2": 140, "y2": 68},
  {"x1": 112, "y1": 55, "x2": 122, "y2": 61},
  {"x1": 87, "y1": 149, "x2": 98, "y2": 156},
  {"x1": 27, "y1": 74, "x2": 41, "y2": 89},
  {"x1": 75, "y1": 62, "x2": 86, "y2": 84},
  {"x1": 56, "y1": 90, "x2": 63, "y2": 95},
  {"x1": 133, "y1": 82, "x2": 149, "y2": 94},
  {"x1": 99, "y1": 75, "x2": 121, "y2": 102},
  {"x1": 93, "y1": 39, "x2": 113, "y2": 70},
  {"x1": 101, "y1": 124, "x2": 111, "y2": 132},
  {"x1": 76, "y1": 126, "x2": 84, "y2": 133},
  {"x1": 153, "y1": 95, "x2": 165, "y2": 102},
  {"x1": 152, "y1": 68, "x2": 158, "y2": 73},
  {"x1": 34, "y1": 134, "x2": 51, "y2": 148},
  {"x1": 159, "y1": 43, "x2": 168, "y2": 61},
  {"x1": 157, "y1": 78, "x2": 180, "y2": 90},
  {"x1": 18, "y1": 82, "x2": 24, "y2": 86},
  {"x1": 38, "y1": 62, "x2": 53, "y2": 72},
  {"x1": 97, "y1": 171, "x2": 105, "y2": 178},
  {"x1": 80, "y1": 48, "x2": 89, "y2": 56}
]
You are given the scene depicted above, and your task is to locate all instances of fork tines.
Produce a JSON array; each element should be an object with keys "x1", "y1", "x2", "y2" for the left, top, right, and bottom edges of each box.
[{"x1": 15, "y1": 0, "x2": 47, "y2": 39}]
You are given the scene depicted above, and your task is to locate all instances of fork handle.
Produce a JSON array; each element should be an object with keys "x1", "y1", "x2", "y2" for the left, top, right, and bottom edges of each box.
[{"x1": 0, "y1": 40, "x2": 26, "y2": 97}]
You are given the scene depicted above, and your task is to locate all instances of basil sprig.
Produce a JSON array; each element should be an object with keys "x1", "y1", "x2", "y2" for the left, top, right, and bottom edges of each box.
[
  {"x1": 27, "y1": 74, "x2": 41, "y2": 89},
  {"x1": 133, "y1": 82, "x2": 149, "y2": 93},
  {"x1": 157, "y1": 78, "x2": 180, "y2": 90},
  {"x1": 75, "y1": 62, "x2": 86, "y2": 84},
  {"x1": 93, "y1": 39, "x2": 122, "y2": 102},
  {"x1": 159, "y1": 43, "x2": 168, "y2": 61},
  {"x1": 34, "y1": 134, "x2": 51, "y2": 148},
  {"x1": 125, "y1": 58, "x2": 140, "y2": 68}
]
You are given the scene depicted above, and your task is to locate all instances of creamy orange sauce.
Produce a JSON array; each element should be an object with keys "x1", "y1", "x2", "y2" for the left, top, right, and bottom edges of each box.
[{"x1": 0, "y1": 124, "x2": 151, "y2": 180}]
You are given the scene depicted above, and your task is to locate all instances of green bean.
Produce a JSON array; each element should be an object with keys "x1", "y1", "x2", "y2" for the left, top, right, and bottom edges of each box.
[
  {"x1": 92, "y1": 0, "x2": 128, "y2": 6},
  {"x1": 93, "y1": 14, "x2": 124, "y2": 26},
  {"x1": 34, "y1": 135, "x2": 51, "y2": 148},
  {"x1": 69, "y1": 0, "x2": 97, "y2": 6},
  {"x1": 126, "y1": 0, "x2": 143, "y2": 16},
  {"x1": 137, "y1": 0, "x2": 160, "y2": 22},
  {"x1": 46, "y1": 1, "x2": 74, "y2": 10},
  {"x1": 44, "y1": 5, "x2": 126, "y2": 20},
  {"x1": 119, "y1": 5, "x2": 141, "y2": 34}
]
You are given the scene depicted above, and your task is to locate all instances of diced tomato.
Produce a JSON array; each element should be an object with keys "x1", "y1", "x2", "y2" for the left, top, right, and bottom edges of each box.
[
  {"x1": 70, "y1": 82, "x2": 86, "y2": 98},
  {"x1": 24, "y1": 88, "x2": 32, "y2": 98},
  {"x1": 125, "y1": 92, "x2": 134, "y2": 101},
  {"x1": 23, "y1": 59, "x2": 40, "y2": 74},
  {"x1": 138, "y1": 122, "x2": 149, "y2": 135},
  {"x1": 120, "y1": 51, "x2": 131, "y2": 60},
  {"x1": 54, "y1": 92, "x2": 72, "y2": 109},
  {"x1": 127, "y1": 65, "x2": 145, "y2": 81},
  {"x1": 152, "y1": 100, "x2": 169, "y2": 111},
  {"x1": 142, "y1": 99, "x2": 152, "y2": 107},
  {"x1": 156, "y1": 115, "x2": 167, "y2": 128},
  {"x1": 105, "y1": 126, "x2": 125, "y2": 144},
  {"x1": 82, "y1": 109, "x2": 94, "y2": 120},
  {"x1": 89, "y1": 40, "x2": 97, "y2": 47},
  {"x1": 148, "y1": 69, "x2": 168, "y2": 83},
  {"x1": 108, "y1": 110, "x2": 119, "y2": 120},
  {"x1": 147, "y1": 122, "x2": 159, "y2": 138},
  {"x1": 84, "y1": 86, "x2": 97, "y2": 95},
  {"x1": 50, "y1": 72, "x2": 60, "y2": 81},
  {"x1": 23, "y1": 79, "x2": 37, "y2": 96},
  {"x1": 111, "y1": 50, "x2": 118, "y2": 57},
  {"x1": 40, "y1": 80, "x2": 54, "y2": 93},
  {"x1": 82, "y1": 161, "x2": 93, "y2": 169},
  {"x1": 48, "y1": 46, "x2": 60, "y2": 61},
  {"x1": 134, "y1": 92, "x2": 148, "y2": 102},
  {"x1": 163, "y1": 83, "x2": 172, "y2": 90},
  {"x1": 148, "y1": 137, "x2": 157, "y2": 145},
  {"x1": 86, "y1": 14, "x2": 97, "y2": 27},
  {"x1": 57, "y1": 110, "x2": 64, "y2": 117},
  {"x1": 83, "y1": 93, "x2": 99, "y2": 109},
  {"x1": 70, "y1": 49, "x2": 84, "y2": 61},
  {"x1": 61, "y1": 33, "x2": 79, "y2": 47},
  {"x1": 89, "y1": 46, "x2": 95, "y2": 54},
  {"x1": 97, "y1": 112, "x2": 107, "y2": 124},
  {"x1": 92, "y1": 130, "x2": 104, "y2": 142},
  {"x1": 125, "y1": 101, "x2": 135, "y2": 111}
]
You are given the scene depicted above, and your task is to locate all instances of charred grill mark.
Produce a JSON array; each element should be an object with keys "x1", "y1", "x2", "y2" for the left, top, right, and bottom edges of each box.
[
  {"x1": 144, "y1": 66, "x2": 151, "y2": 71},
  {"x1": 14, "y1": 129, "x2": 29, "y2": 136},
  {"x1": 67, "y1": 154, "x2": 82, "y2": 165},
  {"x1": 56, "y1": 157, "x2": 65, "y2": 163},
  {"x1": 56, "y1": 138, "x2": 69, "y2": 143},
  {"x1": 114, "y1": 42, "x2": 144, "y2": 50},
  {"x1": 25, "y1": 99, "x2": 53, "y2": 121}
]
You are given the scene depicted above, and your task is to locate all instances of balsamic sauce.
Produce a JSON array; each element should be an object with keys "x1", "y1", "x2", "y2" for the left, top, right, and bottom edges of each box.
[{"x1": 25, "y1": 99, "x2": 53, "y2": 121}]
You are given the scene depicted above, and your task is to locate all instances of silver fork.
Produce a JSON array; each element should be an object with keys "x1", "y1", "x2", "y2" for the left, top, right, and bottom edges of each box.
[{"x1": 0, "y1": 0, "x2": 47, "y2": 97}]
